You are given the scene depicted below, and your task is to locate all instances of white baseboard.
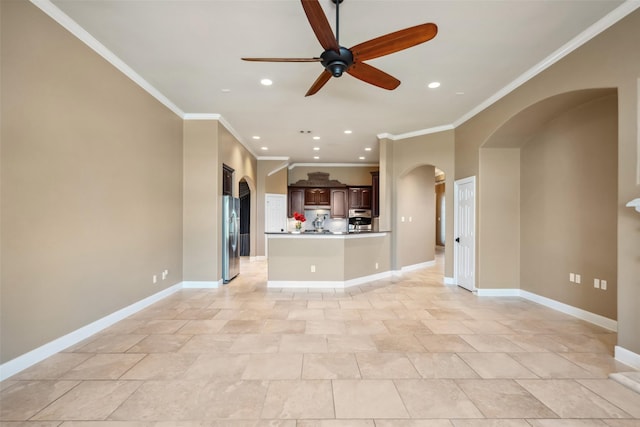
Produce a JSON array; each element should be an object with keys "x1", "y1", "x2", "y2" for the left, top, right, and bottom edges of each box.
[
  {"x1": 0, "y1": 282, "x2": 183, "y2": 381},
  {"x1": 615, "y1": 346, "x2": 640, "y2": 370},
  {"x1": 475, "y1": 288, "x2": 617, "y2": 332},
  {"x1": 476, "y1": 288, "x2": 521, "y2": 297},
  {"x1": 268, "y1": 271, "x2": 392, "y2": 289},
  {"x1": 444, "y1": 277, "x2": 456, "y2": 285},
  {"x1": 401, "y1": 260, "x2": 436, "y2": 272},
  {"x1": 181, "y1": 281, "x2": 220, "y2": 289}
]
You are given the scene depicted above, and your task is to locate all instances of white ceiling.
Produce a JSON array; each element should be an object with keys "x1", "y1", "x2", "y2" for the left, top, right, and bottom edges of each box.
[{"x1": 42, "y1": 0, "x2": 633, "y2": 164}]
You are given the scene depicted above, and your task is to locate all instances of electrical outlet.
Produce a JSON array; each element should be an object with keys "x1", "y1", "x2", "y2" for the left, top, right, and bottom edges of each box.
[
  {"x1": 310, "y1": 265, "x2": 316, "y2": 273},
  {"x1": 153, "y1": 275, "x2": 157, "y2": 284},
  {"x1": 594, "y1": 278, "x2": 600, "y2": 288},
  {"x1": 575, "y1": 274, "x2": 581, "y2": 284},
  {"x1": 601, "y1": 280, "x2": 607, "y2": 290},
  {"x1": 569, "y1": 273, "x2": 575, "y2": 282},
  {"x1": 375, "y1": 262, "x2": 379, "y2": 270},
  {"x1": 401, "y1": 216, "x2": 405, "y2": 222}
]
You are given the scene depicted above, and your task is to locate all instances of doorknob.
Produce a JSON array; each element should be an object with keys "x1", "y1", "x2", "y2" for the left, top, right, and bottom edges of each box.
[{"x1": 455, "y1": 237, "x2": 460, "y2": 243}]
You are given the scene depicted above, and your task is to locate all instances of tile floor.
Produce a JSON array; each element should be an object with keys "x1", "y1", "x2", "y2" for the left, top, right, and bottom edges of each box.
[{"x1": 2, "y1": 252, "x2": 640, "y2": 426}]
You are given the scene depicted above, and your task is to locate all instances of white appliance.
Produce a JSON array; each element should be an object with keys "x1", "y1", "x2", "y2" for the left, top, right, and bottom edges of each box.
[{"x1": 222, "y1": 195, "x2": 240, "y2": 283}]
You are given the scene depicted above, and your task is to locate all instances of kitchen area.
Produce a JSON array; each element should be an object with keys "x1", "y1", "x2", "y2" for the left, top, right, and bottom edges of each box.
[{"x1": 266, "y1": 169, "x2": 392, "y2": 288}]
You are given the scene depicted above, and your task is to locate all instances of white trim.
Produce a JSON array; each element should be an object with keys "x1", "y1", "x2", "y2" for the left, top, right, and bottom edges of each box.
[
  {"x1": 267, "y1": 271, "x2": 392, "y2": 289},
  {"x1": 0, "y1": 283, "x2": 182, "y2": 381},
  {"x1": 444, "y1": 277, "x2": 456, "y2": 285},
  {"x1": 30, "y1": 0, "x2": 184, "y2": 119},
  {"x1": 476, "y1": 288, "x2": 521, "y2": 297},
  {"x1": 614, "y1": 346, "x2": 640, "y2": 370},
  {"x1": 520, "y1": 290, "x2": 617, "y2": 331},
  {"x1": 377, "y1": 124, "x2": 455, "y2": 141},
  {"x1": 475, "y1": 288, "x2": 617, "y2": 332},
  {"x1": 288, "y1": 163, "x2": 379, "y2": 169},
  {"x1": 400, "y1": 260, "x2": 436, "y2": 272},
  {"x1": 183, "y1": 113, "x2": 219, "y2": 120},
  {"x1": 181, "y1": 281, "x2": 220, "y2": 289},
  {"x1": 255, "y1": 255, "x2": 268, "y2": 261},
  {"x1": 266, "y1": 161, "x2": 290, "y2": 176}
]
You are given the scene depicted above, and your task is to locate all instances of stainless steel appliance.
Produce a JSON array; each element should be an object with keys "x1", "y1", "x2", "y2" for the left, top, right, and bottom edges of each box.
[
  {"x1": 348, "y1": 209, "x2": 372, "y2": 232},
  {"x1": 222, "y1": 195, "x2": 240, "y2": 283}
]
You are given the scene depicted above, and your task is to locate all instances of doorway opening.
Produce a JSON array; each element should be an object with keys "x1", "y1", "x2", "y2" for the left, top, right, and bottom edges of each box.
[{"x1": 239, "y1": 179, "x2": 250, "y2": 256}]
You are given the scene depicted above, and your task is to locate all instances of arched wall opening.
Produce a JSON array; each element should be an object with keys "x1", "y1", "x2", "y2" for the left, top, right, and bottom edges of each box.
[{"x1": 478, "y1": 88, "x2": 618, "y2": 320}]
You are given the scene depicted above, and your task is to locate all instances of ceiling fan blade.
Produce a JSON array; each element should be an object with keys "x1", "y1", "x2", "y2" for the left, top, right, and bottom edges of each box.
[
  {"x1": 242, "y1": 57, "x2": 321, "y2": 62},
  {"x1": 350, "y1": 23, "x2": 438, "y2": 61},
  {"x1": 301, "y1": 0, "x2": 339, "y2": 52},
  {"x1": 347, "y1": 62, "x2": 400, "y2": 91},
  {"x1": 305, "y1": 70, "x2": 332, "y2": 97}
]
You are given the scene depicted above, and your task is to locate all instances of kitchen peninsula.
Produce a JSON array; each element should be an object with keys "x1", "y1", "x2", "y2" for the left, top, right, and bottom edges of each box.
[{"x1": 266, "y1": 231, "x2": 391, "y2": 288}]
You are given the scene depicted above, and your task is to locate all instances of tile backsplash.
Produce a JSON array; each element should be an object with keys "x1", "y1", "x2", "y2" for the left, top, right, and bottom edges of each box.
[{"x1": 289, "y1": 209, "x2": 348, "y2": 232}]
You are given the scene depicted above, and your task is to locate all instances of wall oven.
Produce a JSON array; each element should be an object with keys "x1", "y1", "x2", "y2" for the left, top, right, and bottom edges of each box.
[{"x1": 348, "y1": 209, "x2": 372, "y2": 231}]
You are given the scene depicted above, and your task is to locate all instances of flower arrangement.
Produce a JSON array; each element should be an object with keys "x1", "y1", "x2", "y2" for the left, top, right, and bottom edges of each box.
[{"x1": 293, "y1": 211, "x2": 306, "y2": 231}]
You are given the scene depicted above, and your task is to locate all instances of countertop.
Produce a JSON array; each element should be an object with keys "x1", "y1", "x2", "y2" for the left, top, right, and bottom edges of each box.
[{"x1": 265, "y1": 230, "x2": 390, "y2": 237}]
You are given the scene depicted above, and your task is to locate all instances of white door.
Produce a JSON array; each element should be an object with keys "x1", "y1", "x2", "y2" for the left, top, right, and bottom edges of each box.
[
  {"x1": 454, "y1": 177, "x2": 476, "y2": 291},
  {"x1": 265, "y1": 194, "x2": 287, "y2": 257}
]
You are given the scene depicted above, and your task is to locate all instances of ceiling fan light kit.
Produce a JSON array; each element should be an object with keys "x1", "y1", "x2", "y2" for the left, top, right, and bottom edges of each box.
[{"x1": 242, "y1": 0, "x2": 437, "y2": 96}]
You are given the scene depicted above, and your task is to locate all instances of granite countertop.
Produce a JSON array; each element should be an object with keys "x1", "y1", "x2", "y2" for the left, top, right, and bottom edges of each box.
[{"x1": 265, "y1": 230, "x2": 390, "y2": 235}]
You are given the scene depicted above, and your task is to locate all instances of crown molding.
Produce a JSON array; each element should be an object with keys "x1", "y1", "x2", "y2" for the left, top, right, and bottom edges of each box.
[
  {"x1": 31, "y1": 0, "x2": 185, "y2": 118},
  {"x1": 377, "y1": 124, "x2": 455, "y2": 141},
  {"x1": 452, "y1": 0, "x2": 640, "y2": 128},
  {"x1": 183, "y1": 114, "x2": 220, "y2": 120},
  {"x1": 257, "y1": 156, "x2": 290, "y2": 161},
  {"x1": 289, "y1": 163, "x2": 379, "y2": 169}
]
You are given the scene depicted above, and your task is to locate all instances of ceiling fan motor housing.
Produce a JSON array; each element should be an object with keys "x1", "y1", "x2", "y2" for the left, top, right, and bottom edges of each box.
[{"x1": 321, "y1": 47, "x2": 354, "y2": 77}]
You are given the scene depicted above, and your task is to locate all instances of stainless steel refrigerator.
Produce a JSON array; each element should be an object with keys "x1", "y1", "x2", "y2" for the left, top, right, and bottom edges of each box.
[{"x1": 222, "y1": 195, "x2": 240, "y2": 283}]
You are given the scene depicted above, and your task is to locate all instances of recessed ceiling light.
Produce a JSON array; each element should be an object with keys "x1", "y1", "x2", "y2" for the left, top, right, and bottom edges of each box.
[
  {"x1": 313, "y1": 147, "x2": 320, "y2": 151},
  {"x1": 252, "y1": 136, "x2": 260, "y2": 140},
  {"x1": 221, "y1": 88, "x2": 231, "y2": 93},
  {"x1": 344, "y1": 130, "x2": 352, "y2": 134},
  {"x1": 359, "y1": 156, "x2": 365, "y2": 160},
  {"x1": 260, "y1": 78, "x2": 273, "y2": 86},
  {"x1": 261, "y1": 147, "x2": 268, "y2": 151},
  {"x1": 428, "y1": 81, "x2": 441, "y2": 89},
  {"x1": 313, "y1": 156, "x2": 320, "y2": 160},
  {"x1": 456, "y1": 91, "x2": 465, "y2": 95},
  {"x1": 364, "y1": 147, "x2": 372, "y2": 151},
  {"x1": 313, "y1": 136, "x2": 320, "y2": 140}
]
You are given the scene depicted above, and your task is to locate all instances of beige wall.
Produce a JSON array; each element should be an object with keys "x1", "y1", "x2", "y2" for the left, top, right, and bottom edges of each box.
[
  {"x1": 478, "y1": 148, "x2": 520, "y2": 289},
  {"x1": 288, "y1": 166, "x2": 378, "y2": 186},
  {"x1": 182, "y1": 120, "x2": 219, "y2": 282},
  {"x1": 396, "y1": 166, "x2": 436, "y2": 269},
  {"x1": 520, "y1": 95, "x2": 618, "y2": 319},
  {"x1": 1, "y1": 1, "x2": 184, "y2": 362},
  {"x1": 455, "y1": 10, "x2": 639, "y2": 352},
  {"x1": 386, "y1": 130, "x2": 455, "y2": 276}
]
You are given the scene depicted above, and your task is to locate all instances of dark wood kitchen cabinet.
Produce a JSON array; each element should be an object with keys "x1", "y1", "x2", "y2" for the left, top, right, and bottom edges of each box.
[
  {"x1": 348, "y1": 186, "x2": 372, "y2": 209},
  {"x1": 371, "y1": 171, "x2": 379, "y2": 217},
  {"x1": 304, "y1": 188, "x2": 331, "y2": 206},
  {"x1": 288, "y1": 187, "x2": 305, "y2": 217},
  {"x1": 330, "y1": 188, "x2": 348, "y2": 218}
]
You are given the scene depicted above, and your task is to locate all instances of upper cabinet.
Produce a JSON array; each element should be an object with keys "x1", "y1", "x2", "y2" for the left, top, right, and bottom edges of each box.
[
  {"x1": 288, "y1": 187, "x2": 305, "y2": 217},
  {"x1": 330, "y1": 188, "x2": 348, "y2": 218},
  {"x1": 222, "y1": 164, "x2": 234, "y2": 196},
  {"x1": 349, "y1": 186, "x2": 372, "y2": 209},
  {"x1": 370, "y1": 171, "x2": 379, "y2": 217},
  {"x1": 304, "y1": 188, "x2": 331, "y2": 206}
]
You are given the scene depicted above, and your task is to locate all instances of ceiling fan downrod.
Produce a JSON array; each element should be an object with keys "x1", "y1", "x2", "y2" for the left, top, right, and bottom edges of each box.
[{"x1": 325, "y1": 0, "x2": 349, "y2": 77}]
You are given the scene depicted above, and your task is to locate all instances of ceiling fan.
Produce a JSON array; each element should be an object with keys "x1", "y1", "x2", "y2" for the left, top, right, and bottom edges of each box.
[{"x1": 242, "y1": 0, "x2": 438, "y2": 96}]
